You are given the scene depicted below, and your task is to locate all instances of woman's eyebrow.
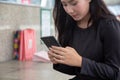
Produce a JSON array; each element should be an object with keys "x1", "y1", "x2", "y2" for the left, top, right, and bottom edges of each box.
[
  {"x1": 68, "y1": 0, "x2": 74, "y2": 3},
  {"x1": 61, "y1": 0, "x2": 74, "y2": 3}
]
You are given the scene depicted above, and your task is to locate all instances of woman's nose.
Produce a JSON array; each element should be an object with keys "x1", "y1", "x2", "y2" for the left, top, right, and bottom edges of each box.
[{"x1": 65, "y1": 6, "x2": 74, "y2": 14}]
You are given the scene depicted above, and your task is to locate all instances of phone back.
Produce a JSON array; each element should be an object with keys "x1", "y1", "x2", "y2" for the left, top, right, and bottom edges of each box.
[{"x1": 41, "y1": 36, "x2": 61, "y2": 48}]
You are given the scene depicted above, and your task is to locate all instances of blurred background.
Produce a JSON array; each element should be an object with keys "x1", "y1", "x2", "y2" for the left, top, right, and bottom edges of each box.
[
  {"x1": 0, "y1": 0, "x2": 120, "y2": 80},
  {"x1": 0, "y1": 0, "x2": 120, "y2": 61}
]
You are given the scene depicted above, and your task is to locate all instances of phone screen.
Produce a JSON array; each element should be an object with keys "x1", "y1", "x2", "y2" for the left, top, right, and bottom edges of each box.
[{"x1": 41, "y1": 36, "x2": 61, "y2": 48}]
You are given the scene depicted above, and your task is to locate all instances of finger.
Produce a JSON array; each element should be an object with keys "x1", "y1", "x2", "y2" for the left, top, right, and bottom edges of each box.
[
  {"x1": 52, "y1": 53, "x2": 65, "y2": 60},
  {"x1": 53, "y1": 57, "x2": 64, "y2": 64},
  {"x1": 49, "y1": 50, "x2": 65, "y2": 61},
  {"x1": 48, "y1": 51, "x2": 58, "y2": 64},
  {"x1": 66, "y1": 46, "x2": 74, "y2": 50},
  {"x1": 49, "y1": 48, "x2": 64, "y2": 56},
  {"x1": 51, "y1": 57, "x2": 56, "y2": 63},
  {"x1": 48, "y1": 51, "x2": 53, "y2": 57},
  {"x1": 48, "y1": 50, "x2": 55, "y2": 55},
  {"x1": 48, "y1": 51, "x2": 55, "y2": 60},
  {"x1": 51, "y1": 46, "x2": 67, "y2": 52}
]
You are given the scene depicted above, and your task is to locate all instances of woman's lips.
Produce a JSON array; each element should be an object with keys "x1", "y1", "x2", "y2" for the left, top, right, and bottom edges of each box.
[{"x1": 72, "y1": 15, "x2": 78, "y2": 18}]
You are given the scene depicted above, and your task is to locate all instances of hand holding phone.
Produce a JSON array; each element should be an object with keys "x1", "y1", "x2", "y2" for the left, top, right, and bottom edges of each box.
[{"x1": 41, "y1": 36, "x2": 61, "y2": 48}]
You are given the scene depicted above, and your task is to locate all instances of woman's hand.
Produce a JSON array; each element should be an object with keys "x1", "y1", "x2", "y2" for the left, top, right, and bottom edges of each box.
[{"x1": 48, "y1": 46, "x2": 82, "y2": 67}]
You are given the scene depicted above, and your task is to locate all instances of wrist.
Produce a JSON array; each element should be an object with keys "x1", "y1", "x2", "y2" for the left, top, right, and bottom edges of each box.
[
  {"x1": 79, "y1": 56, "x2": 82, "y2": 67},
  {"x1": 78, "y1": 56, "x2": 82, "y2": 67}
]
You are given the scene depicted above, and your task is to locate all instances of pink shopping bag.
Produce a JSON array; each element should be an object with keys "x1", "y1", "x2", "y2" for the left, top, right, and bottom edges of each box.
[{"x1": 19, "y1": 29, "x2": 36, "y2": 61}]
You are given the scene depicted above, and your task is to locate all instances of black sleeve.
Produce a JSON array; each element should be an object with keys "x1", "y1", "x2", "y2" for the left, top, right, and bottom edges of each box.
[
  {"x1": 53, "y1": 64, "x2": 77, "y2": 75},
  {"x1": 79, "y1": 19, "x2": 120, "y2": 80}
]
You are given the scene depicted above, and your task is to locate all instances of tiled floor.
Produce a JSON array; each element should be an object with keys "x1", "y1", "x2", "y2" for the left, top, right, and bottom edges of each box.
[{"x1": 0, "y1": 60, "x2": 74, "y2": 80}]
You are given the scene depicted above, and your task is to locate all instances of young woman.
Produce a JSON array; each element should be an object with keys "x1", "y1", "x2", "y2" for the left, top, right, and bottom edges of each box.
[{"x1": 48, "y1": 0, "x2": 120, "y2": 80}]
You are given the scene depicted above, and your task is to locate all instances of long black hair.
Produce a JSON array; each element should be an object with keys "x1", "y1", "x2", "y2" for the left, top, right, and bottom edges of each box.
[{"x1": 53, "y1": 0, "x2": 115, "y2": 47}]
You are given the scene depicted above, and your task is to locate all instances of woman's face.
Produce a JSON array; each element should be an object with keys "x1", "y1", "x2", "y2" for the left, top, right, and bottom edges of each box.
[{"x1": 61, "y1": 0, "x2": 91, "y2": 21}]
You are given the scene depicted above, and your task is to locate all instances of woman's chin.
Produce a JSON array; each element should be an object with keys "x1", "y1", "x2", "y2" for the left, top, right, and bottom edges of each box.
[
  {"x1": 72, "y1": 16, "x2": 81, "y2": 21},
  {"x1": 73, "y1": 18, "x2": 81, "y2": 21}
]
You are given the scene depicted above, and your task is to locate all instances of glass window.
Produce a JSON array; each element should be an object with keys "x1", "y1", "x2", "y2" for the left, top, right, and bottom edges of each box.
[{"x1": 40, "y1": 0, "x2": 54, "y2": 9}]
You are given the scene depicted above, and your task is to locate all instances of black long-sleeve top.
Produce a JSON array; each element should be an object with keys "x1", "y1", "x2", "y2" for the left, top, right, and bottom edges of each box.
[{"x1": 53, "y1": 19, "x2": 120, "y2": 80}]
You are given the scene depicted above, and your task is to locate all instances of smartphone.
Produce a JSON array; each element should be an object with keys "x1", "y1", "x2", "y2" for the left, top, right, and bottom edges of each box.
[{"x1": 41, "y1": 36, "x2": 61, "y2": 48}]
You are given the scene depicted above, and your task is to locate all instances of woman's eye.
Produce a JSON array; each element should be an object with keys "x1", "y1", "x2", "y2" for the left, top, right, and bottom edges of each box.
[
  {"x1": 62, "y1": 3, "x2": 67, "y2": 6},
  {"x1": 63, "y1": 4, "x2": 67, "y2": 6},
  {"x1": 71, "y1": 2, "x2": 77, "y2": 6}
]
